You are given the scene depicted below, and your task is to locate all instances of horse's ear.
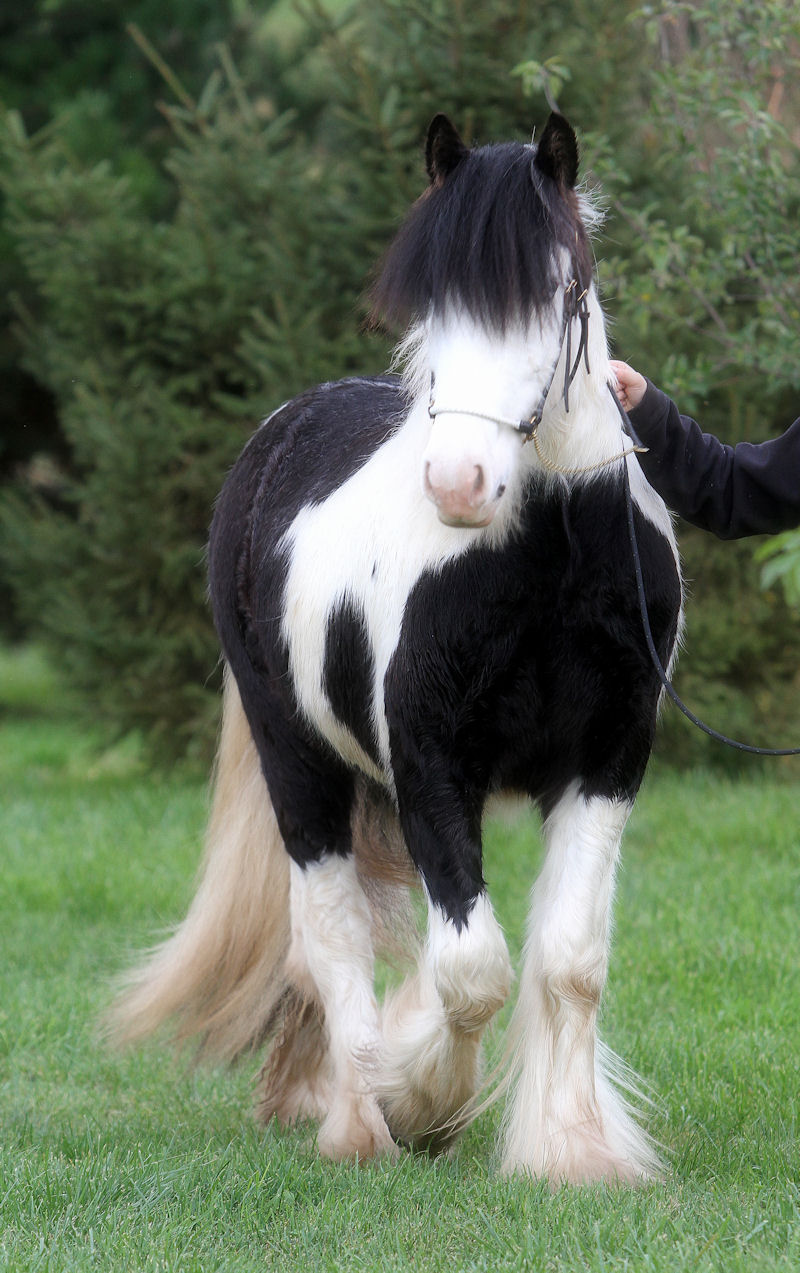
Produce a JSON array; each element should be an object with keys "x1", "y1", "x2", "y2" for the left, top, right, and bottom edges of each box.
[
  {"x1": 426, "y1": 114, "x2": 468, "y2": 185},
  {"x1": 533, "y1": 113, "x2": 579, "y2": 189}
]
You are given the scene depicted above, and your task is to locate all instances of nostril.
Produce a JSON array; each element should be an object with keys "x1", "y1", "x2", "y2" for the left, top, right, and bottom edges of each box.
[
  {"x1": 472, "y1": 465, "x2": 486, "y2": 497},
  {"x1": 496, "y1": 483, "x2": 506, "y2": 499}
]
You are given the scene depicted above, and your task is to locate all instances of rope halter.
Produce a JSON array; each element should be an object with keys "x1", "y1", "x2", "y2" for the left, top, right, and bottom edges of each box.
[{"x1": 427, "y1": 279, "x2": 648, "y2": 476}]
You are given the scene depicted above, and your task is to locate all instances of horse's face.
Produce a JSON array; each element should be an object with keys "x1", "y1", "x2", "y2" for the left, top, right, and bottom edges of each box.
[
  {"x1": 373, "y1": 111, "x2": 594, "y2": 530},
  {"x1": 421, "y1": 310, "x2": 561, "y2": 528}
]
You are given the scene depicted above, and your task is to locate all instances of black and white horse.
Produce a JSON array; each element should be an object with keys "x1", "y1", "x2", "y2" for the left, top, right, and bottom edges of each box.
[{"x1": 112, "y1": 114, "x2": 682, "y2": 1184}]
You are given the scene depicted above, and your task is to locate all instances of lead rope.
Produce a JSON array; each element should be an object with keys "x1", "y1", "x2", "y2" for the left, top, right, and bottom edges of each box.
[
  {"x1": 529, "y1": 425, "x2": 646, "y2": 475},
  {"x1": 611, "y1": 384, "x2": 800, "y2": 756},
  {"x1": 526, "y1": 284, "x2": 650, "y2": 472}
]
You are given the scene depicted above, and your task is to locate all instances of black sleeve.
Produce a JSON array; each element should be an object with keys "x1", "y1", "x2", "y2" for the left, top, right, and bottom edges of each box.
[{"x1": 628, "y1": 382, "x2": 800, "y2": 539}]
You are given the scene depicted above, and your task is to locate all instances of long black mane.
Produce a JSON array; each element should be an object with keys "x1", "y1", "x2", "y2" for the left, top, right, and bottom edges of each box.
[{"x1": 371, "y1": 131, "x2": 594, "y2": 332}]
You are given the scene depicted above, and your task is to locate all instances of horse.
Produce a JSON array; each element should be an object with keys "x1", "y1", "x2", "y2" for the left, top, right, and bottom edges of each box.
[{"x1": 110, "y1": 112, "x2": 682, "y2": 1185}]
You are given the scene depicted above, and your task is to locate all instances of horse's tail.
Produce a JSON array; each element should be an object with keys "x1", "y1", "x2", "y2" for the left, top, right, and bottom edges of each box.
[{"x1": 106, "y1": 663, "x2": 290, "y2": 1062}]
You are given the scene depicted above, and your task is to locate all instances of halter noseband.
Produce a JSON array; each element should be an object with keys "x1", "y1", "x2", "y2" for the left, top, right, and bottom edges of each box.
[{"x1": 426, "y1": 280, "x2": 647, "y2": 474}]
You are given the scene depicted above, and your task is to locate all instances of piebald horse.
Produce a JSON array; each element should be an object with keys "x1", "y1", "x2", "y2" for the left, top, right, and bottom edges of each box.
[{"x1": 112, "y1": 113, "x2": 681, "y2": 1184}]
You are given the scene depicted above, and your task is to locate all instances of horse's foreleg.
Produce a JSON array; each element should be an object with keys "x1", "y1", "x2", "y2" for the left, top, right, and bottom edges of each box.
[
  {"x1": 378, "y1": 887, "x2": 512, "y2": 1151},
  {"x1": 288, "y1": 853, "x2": 397, "y2": 1160},
  {"x1": 377, "y1": 695, "x2": 512, "y2": 1148},
  {"x1": 501, "y1": 783, "x2": 660, "y2": 1184}
]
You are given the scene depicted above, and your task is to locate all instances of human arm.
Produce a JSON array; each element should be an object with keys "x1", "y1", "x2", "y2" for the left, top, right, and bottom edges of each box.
[{"x1": 610, "y1": 362, "x2": 800, "y2": 539}]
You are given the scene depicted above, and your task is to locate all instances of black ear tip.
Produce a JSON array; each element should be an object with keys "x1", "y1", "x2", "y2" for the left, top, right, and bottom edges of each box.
[
  {"x1": 426, "y1": 113, "x2": 459, "y2": 153},
  {"x1": 426, "y1": 114, "x2": 468, "y2": 183},
  {"x1": 534, "y1": 112, "x2": 579, "y2": 188},
  {"x1": 543, "y1": 110, "x2": 576, "y2": 136}
]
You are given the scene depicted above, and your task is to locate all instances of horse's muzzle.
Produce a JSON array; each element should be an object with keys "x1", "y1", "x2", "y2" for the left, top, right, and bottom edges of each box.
[{"x1": 423, "y1": 459, "x2": 501, "y2": 527}]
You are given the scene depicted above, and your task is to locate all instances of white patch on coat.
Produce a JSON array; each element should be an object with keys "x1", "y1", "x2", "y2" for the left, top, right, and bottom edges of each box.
[
  {"x1": 280, "y1": 395, "x2": 500, "y2": 778},
  {"x1": 422, "y1": 311, "x2": 562, "y2": 525},
  {"x1": 424, "y1": 891, "x2": 512, "y2": 1031},
  {"x1": 376, "y1": 890, "x2": 511, "y2": 1146}
]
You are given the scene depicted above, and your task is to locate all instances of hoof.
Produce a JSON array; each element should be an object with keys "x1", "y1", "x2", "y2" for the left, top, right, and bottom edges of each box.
[
  {"x1": 501, "y1": 1118, "x2": 663, "y2": 1186},
  {"x1": 316, "y1": 1097, "x2": 399, "y2": 1161}
]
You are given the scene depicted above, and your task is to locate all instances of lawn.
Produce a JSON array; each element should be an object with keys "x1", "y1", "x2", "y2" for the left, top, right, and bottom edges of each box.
[{"x1": 1, "y1": 646, "x2": 799, "y2": 1271}]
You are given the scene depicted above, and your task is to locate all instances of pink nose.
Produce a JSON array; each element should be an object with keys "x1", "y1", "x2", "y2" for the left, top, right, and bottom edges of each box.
[{"x1": 424, "y1": 460, "x2": 493, "y2": 525}]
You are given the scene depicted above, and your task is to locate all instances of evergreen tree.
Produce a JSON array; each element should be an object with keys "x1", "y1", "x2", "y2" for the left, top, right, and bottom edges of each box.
[
  {"x1": 0, "y1": 73, "x2": 389, "y2": 756},
  {"x1": 2, "y1": 0, "x2": 798, "y2": 765}
]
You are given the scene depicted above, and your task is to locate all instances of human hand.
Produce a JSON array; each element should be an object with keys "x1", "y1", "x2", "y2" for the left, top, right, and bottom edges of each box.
[{"x1": 609, "y1": 360, "x2": 647, "y2": 413}]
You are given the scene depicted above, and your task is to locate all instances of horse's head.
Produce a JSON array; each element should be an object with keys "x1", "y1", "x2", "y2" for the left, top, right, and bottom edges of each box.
[
  {"x1": 421, "y1": 312, "x2": 561, "y2": 528},
  {"x1": 372, "y1": 113, "x2": 597, "y2": 528}
]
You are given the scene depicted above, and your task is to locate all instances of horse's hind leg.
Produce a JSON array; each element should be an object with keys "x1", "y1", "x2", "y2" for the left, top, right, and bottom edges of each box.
[
  {"x1": 501, "y1": 782, "x2": 661, "y2": 1184},
  {"x1": 257, "y1": 987, "x2": 332, "y2": 1128},
  {"x1": 258, "y1": 844, "x2": 396, "y2": 1159},
  {"x1": 230, "y1": 663, "x2": 395, "y2": 1160}
]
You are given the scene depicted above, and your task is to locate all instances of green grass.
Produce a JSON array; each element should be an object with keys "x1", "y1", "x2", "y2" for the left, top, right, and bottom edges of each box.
[{"x1": 1, "y1": 646, "x2": 799, "y2": 1271}]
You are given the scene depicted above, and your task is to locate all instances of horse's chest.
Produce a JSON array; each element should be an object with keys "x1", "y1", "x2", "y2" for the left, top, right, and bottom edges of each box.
[
  {"x1": 278, "y1": 428, "x2": 487, "y2": 781},
  {"x1": 276, "y1": 462, "x2": 677, "y2": 792}
]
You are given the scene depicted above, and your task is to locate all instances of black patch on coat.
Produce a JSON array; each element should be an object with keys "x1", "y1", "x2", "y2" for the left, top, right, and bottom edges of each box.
[
  {"x1": 323, "y1": 595, "x2": 380, "y2": 767},
  {"x1": 209, "y1": 375, "x2": 680, "y2": 928},
  {"x1": 384, "y1": 474, "x2": 680, "y2": 924}
]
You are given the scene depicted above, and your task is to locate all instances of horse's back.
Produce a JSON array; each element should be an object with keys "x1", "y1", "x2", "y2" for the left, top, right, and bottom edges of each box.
[{"x1": 212, "y1": 375, "x2": 407, "y2": 540}]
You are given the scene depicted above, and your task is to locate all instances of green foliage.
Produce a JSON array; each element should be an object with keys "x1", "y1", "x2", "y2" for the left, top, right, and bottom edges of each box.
[
  {"x1": 602, "y1": 2, "x2": 800, "y2": 750},
  {"x1": 511, "y1": 56, "x2": 572, "y2": 111},
  {"x1": 755, "y1": 529, "x2": 800, "y2": 609},
  {"x1": 0, "y1": 0, "x2": 641, "y2": 759},
  {"x1": 654, "y1": 528, "x2": 800, "y2": 768},
  {"x1": 0, "y1": 1, "x2": 249, "y2": 165},
  {"x1": 1, "y1": 0, "x2": 799, "y2": 761},
  {"x1": 600, "y1": 1, "x2": 800, "y2": 412},
  {"x1": 0, "y1": 71, "x2": 390, "y2": 757},
  {"x1": 0, "y1": 2, "x2": 259, "y2": 472}
]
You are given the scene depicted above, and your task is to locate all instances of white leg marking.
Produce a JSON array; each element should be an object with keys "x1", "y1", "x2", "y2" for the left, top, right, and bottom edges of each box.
[
  {"x1": 377, "y1": 892, "x2": 512, "y2": 1149},
  {"x1": 501, "y1": 784, "x2": 661, "y2": 1184},
  {"x1": 289, "y1": 857, "x2": 397, "y2": 1160},
  {"x1": 426, "y1": 893, "x2": 513, "y2": 1031}
]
